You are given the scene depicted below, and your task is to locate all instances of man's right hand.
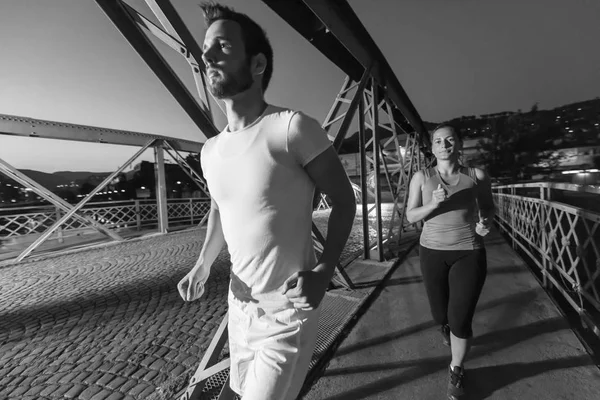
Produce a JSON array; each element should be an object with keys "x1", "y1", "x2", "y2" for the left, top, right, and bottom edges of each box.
[{"x1": 178, "y1": 266, "x2": 208, "y2": 302}]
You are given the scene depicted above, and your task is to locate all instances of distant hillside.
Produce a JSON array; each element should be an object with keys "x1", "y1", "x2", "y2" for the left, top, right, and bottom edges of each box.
[
  {"x1": 339, "y1": 120, "x2": 439, "y2": 154},
  {"x1": 338, "y1": 97, "x2": 600, "y2": 154},
  {"x1": 53, "y1": 171, "x2": 111, "y2": 182},
  {"x1": 18, "y1": 170, "x2": 111, "y2": 191}
]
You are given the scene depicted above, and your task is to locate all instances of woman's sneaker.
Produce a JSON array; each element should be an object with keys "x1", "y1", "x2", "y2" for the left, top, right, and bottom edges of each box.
[
  {"x1": 441, "y1": 324, "x2": 451, "y2": 346},
  {"x1": 447, "y1": 365, "x2": 465, "y2": 399}
]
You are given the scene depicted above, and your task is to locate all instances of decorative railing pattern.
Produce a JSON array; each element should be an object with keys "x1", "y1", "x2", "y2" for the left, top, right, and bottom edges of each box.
[
  {"x1": 493, "y1": 182, "x2": 600, "y2": 335},
  {"x1": 0, "y1": 198, "x2": 211, "y2": 240}
]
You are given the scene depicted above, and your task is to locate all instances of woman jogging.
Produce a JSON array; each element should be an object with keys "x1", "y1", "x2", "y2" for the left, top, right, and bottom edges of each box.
[{"x1": 406, "y1": 123, "x2": 495, "y2": 400}]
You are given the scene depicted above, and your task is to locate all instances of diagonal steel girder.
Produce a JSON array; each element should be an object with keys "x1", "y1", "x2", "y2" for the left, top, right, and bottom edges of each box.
[
  {"x1": 15, "y1": 140, "x2": 156, "y2": 262},
  {"x1": 261, "y1": 0, "x2": 429, "y2": 148},
  {"x1": 125, "y1": 2, "x2": 186, "y2": 54},
  {"x1": 162, "y1": 140, "x2": 210, "y2": 197},
  {"x1": 0, "y1": 113, "x2": 202, "y2": 152},
  {"x1": 0, "y1": 157, "x2": 122, "y2": 243},
  {"x1": 144, "y1": 0, "x2": 206, "y2": 75},
  {"x1": 95, "y1": 0, "x2": 219, "y2": 138},
  {"x1": 143, "y1": 0, "x2": 214, "y2": 117}
]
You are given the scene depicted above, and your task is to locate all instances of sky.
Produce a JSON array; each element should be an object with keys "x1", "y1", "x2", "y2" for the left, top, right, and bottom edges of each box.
[{"x1": 0, "y1": 0, "x2": 599, "y2": 173}]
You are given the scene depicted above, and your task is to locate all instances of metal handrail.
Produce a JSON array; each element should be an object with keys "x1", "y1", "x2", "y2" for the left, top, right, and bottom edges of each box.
[
  {"x1": 0, "y1": 198, "x2": 210, "y2": 240},
  {"x1": 494, "y1": 181, "x2": 600, "y2": 195},
  {"x1": 492, "y1": 183, "x2": 600, "y2": 336}
]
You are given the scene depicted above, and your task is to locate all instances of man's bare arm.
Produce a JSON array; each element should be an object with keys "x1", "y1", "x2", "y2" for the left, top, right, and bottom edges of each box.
[
  {"x1": 282, "y1": 145, "x2": 356, "y2": 309},
  {"x1": 178, "y1": 198, "x2": 225, "y2": 301},
  {"x1": 305, "y1": 146, "x2": 356, "y2": 283},
  {"x1": 197, "y1": 199, "x2": 226, "y2": 269}
]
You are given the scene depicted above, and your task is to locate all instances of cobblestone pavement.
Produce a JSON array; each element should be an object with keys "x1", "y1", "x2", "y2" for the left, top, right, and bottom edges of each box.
[
  {"x1": 0, "y1": 206, "x2": 395, "y2": 400},
  {"x1": 0, "y1": 228, "x2": 230, "y2": 400}
]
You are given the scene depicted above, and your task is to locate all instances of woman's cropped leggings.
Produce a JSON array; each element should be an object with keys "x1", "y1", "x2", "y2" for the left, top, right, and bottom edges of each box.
[{"x1": 419, "y1": 245, "x2": 487, "y2": 339}]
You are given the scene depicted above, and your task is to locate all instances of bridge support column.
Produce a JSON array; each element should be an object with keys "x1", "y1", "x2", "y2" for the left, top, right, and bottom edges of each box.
[
  {"x1": 362, "y1": 80, "x2": 384, "y2": 260},
  {"x1": 55, "y1": 207, "x2": 64, "y2": 244},
  {"x1": 357, "y1": 80, "x2": 432, "y2": 258},
  {"x1": 0, "y1": 140, "x2": 161, "y2": 262},
  {"x1": 154, "y1": 141, "x2": 169, "y2": 234}
]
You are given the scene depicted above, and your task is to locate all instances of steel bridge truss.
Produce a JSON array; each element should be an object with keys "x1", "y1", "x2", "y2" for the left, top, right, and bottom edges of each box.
[
  {"x1": 0, "y1": 113, "x2": 212, "y2": 262},
  {"x1": 91, "y1": 1, "x2": 431, "y2": 399},
  {"x1": 0, "y1": 0, "x2": 434, "y2": 398}
]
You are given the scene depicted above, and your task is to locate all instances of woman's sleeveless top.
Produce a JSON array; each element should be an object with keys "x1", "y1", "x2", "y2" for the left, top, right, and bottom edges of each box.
[{"x1": 419, "y1": 167, "x2": 484, "y2": 250}]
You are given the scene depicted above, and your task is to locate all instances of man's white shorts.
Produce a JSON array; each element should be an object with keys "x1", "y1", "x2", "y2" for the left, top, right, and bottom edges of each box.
[{"x1": 227, "y1": 294, "x2": 321, "y2": 400}]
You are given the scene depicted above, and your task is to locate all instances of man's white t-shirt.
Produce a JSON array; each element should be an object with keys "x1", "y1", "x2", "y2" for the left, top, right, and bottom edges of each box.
[{"x1": 201, "y1": 105, "x2": 332, "y2": 305}]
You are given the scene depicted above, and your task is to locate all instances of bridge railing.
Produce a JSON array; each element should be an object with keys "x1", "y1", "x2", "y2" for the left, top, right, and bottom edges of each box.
[
  {"x1": 493, "y1": 182, "x2": 600, "y2": 336},
  {"x1": 0, "y1": 197, "x2": 210, "y2": 244}
]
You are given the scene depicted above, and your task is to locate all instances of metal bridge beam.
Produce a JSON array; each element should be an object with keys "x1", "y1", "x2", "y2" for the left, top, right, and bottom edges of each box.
[
  {"x1": 261, "y1": 0, "x2": 429, "y2": 146},
  {"x1": 14, "y1": 140, "x2": 156, "y2": 262},
  {"x1": 0, "y1": 113, "x2": 202, "y2": 153},
  {"x1": 143, "y1": 0, "x2": 214, "y2": 116},
  {"x1": 154, "y1": 141, "x2": 169, "y2": 233},
  {"x1": 179, "y1": 314, "x2": 230, "y2": 400},
  {"x1": 126, "y1": 2, "x2": 185, "y2": 54},
  {"x1": 0, "y1": 157, "x2": 121, "y2": 243},
  {"x1": 95, "y1": 0, "x2": 219, "y2": 138},
  {"x1": 163, "y1": 141, "x2": 210, "y2": 197}
]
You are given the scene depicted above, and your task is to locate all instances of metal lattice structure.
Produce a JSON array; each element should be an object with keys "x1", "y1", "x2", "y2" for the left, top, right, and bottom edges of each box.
[
  {"x1": 0, "y1": 122, "x2": 210, "y2": 262},
  {"x1": 493, "y1": 182, "x2": 600, "y2": 337},
  {"x1": 0, "y1": 198, "x2": 210, "y2": 242},
  {"x1": 5, "y1": 0, "x2": 433, "y2": 398}
]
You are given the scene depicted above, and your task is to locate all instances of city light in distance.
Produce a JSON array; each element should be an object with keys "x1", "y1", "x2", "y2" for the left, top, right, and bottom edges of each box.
[{"x1": 562, "y1": 169, "x2": 599, "y2": 175}]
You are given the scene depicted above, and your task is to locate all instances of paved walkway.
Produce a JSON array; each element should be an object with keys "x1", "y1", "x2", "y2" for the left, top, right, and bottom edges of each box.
[
  {"x1": 0, "y1": 208, "x2": 390, "y2": 400},
  {"x1": 305, "y1": 231, "x2": 600, "y2": 399},
  {"x1": 2, "y1": 207, "x2": 599, "y2": 400},
  {"x1": 0, "y1": 229, "x2": 230, "y2": 400}
]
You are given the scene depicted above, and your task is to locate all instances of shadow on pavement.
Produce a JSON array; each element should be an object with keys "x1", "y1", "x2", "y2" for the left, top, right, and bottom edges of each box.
[
  {"x1": 0, "y1": 262, "x2": 230, "y2": 341},
  {"x1": 466, "y1": 355, "x2": 594, "y2": 399},
  {"x1": 353, "y1": 264, "x2": 529, "y2": 290},
  {"x1": 320, "y1": 316, "x2": 567, "y2": 399},
  {"x1": 353, "y1": 274, "x2": 424, "y2": 289},
  {"x1": 332, "y1": 287, "x2": 543, "y2": 359}
]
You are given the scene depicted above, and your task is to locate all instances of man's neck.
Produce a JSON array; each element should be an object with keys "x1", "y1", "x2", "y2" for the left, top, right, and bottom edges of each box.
[{"x1": 223, "y1": 90, "x2": 267, "y2": 132}]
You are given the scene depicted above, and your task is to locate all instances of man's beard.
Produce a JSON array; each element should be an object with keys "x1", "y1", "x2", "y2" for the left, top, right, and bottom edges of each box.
[{"x1": 208, "y1": 63, "x2": 254, "y2": 99}]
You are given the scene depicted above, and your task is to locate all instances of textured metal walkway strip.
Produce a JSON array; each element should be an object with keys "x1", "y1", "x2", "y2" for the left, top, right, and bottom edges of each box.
[{"x1": 192, "y1": 288, "x2": 372, "y2": 400}]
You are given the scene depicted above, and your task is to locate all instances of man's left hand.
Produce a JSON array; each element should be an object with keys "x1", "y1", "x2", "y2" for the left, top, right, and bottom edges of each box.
[{"x1": 282, "y1": 269, "x2": 329, "y2": 310}]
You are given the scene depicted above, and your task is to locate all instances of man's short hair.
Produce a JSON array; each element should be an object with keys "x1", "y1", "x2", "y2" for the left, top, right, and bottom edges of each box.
[{"x1": 200, "y1": 2, "x2": 274, "y2": 92}]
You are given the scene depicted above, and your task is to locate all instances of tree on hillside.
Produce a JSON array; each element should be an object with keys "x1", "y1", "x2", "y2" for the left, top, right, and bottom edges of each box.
[{"x1": 593, "y1": 155, "x2": 600, "y2": 170}]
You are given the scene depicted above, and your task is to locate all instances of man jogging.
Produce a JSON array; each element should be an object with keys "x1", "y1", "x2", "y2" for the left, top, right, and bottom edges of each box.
[{"x1": 177, "y1": 3, "x2": 356, "y2": 399}]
